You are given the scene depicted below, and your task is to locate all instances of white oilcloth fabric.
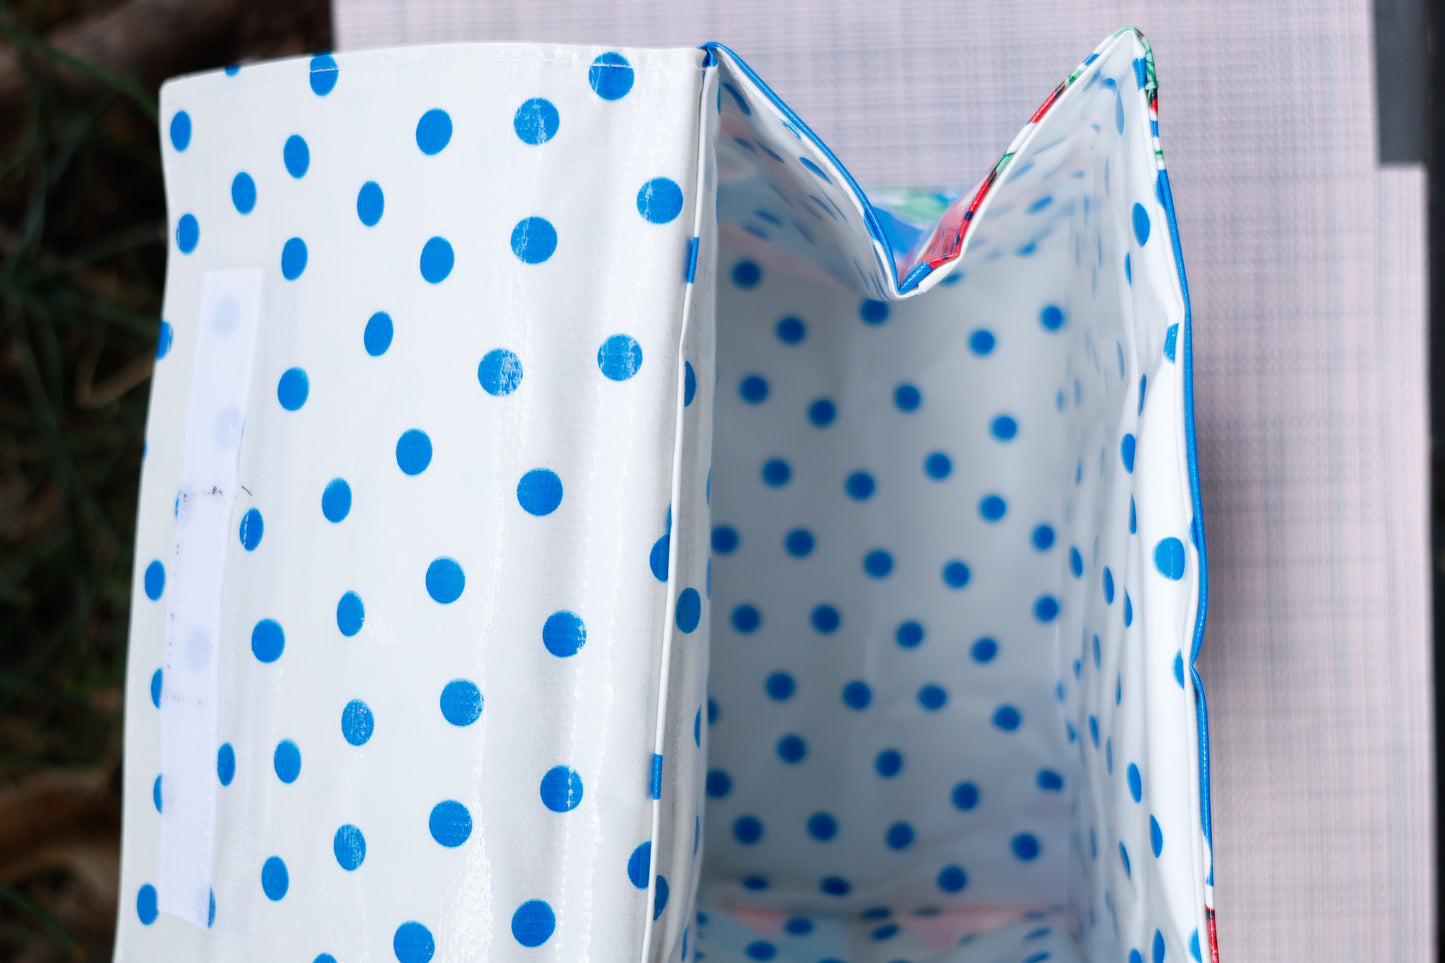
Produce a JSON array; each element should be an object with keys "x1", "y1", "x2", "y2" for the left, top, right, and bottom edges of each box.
[{"x1": 117, "y1": 30, "x2": 1211, "y2": 963}]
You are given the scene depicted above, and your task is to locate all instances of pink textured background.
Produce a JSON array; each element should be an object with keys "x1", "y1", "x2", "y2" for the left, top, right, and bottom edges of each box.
[{"x1": 332, "y1": 3, "x2": 1435, "y2": 959}]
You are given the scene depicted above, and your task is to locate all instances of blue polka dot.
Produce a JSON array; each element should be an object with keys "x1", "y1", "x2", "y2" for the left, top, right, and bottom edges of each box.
[
  {"x1": 321, "y1": 478, "x2": 351, "y2": 522},
  {"x1": 598, "y1": 334, "x2": 643, "y2": 380},
  {"x1": 952, "y1": 781, "x2": 980, "y2": 810},
  {"x1": 333, "y1": 824, "x2": 365, "y2": 870},
  {"x1": 511, "y1": 217, "x2": 557, "y2": 264},
  {"x1": 1127, "y1": 762, "x2": 1143, "y2": 802},
  {"x1": 540, "y1": 765, "x2": 583, "y2": 812},
  {"x1": 238, "y1": 507, "x2": 264, "y2": 550},
  {"x1": 415, "y1": 108, "x2": 452, "y2": 154},
  {"x1": 261, "y1": 856, "x2": 288, "y2": 900},
  {"x1": 1040, "y1": 305, "x2": 1064, "y2": 331},
  {"x1": 1126, "y1": 252, "x2": 1133, "y2": 284},
  {"x1": 1175, "y1": 651, "x2": 1187, "y2": 687},
  {"x1": 732, "y1": 260, "x2": 761, "y2": 287},
  {"x1": 733, "y1": 815, "x2": 763, "y2": 844},
  {"x1": 762, "y1": 458, "x2": 791, "y2": 486},
  {"x1": 1011, "y1": 833, "x2": 1040, "y2": 861},
  {"x1": 395, "y1": 428, "x2": 432, "y2": 475},
  {"x1": 808, "y1": 812, "x2": 837, "y2": 840},
  {"x1": 394, "y1": 922, "x2": 435, "y2": 963},
  {"x1": 517, "y1": 468, "x2": 563, "y2": 515},
  {"x1": 991, "y1": 415, "x2": 1019, "y2": 440},
  {"x1": 283, "y1": 134, "x2": 309, "y2": 178},
  {"x1": 819, "y1": 876, "x2": 850, "y2": 896},
  {"x1": 653, "y1": 876, "x2": 670, "y2": 919},
  {"x1": 1150, "y1": 814, "x2": 1164, "y2": 856},
  {"x1": 1125, "y1": 593, "x2": 1134, "y2": 626},
  {"x1": 419, "y1": 236, "x2": 453, "y2": 283},
  {"x1": 231, "y1": 172, "x2": 256, "y2": 213},
  {"x1": 1165, "y1": 323, "x2": 1178, "y2": 361},
  {"x1": 732, "y1": 604, "x2": 761, "y2": 633},
  {"x1": 335, "y1": 591, "x2": 364, "y2": 637},
  {"x1": 863, "y1": 550, "x2": 893, "y2": 578},
  {"x1": 784, "y1": 917, "x2": 814, "y2": 936},
  {"x1": 1133, "y1": 202, "x2": 1151, "y2": 245},
  {"x1": 843, "y1": 680, "x2": 872, "y2": 709},
  {"x1": 281, "y1": 237, "x2": 307, "y2": 280},
  {"x1": 993, "y1": 705, "x2": 1021, "y2": 730},
  {"x1": 1069, "y1": 546, "x2": 1084, "y2": 577},
  {"x1": 808, "y1": 398, "x2": 836, "y2": 426},
  {"x1": 1103, "y1": 567, "x2": 1116, "y2": 604},
  {"x1": 144, "y1": 560, "x2": 165, "y2": 600},
  {"x1": 706, "y1": 769, "x2": 731, "y2": 797},
  {"x1": 918, "y1": 685, "x2": 947, "y2": 710},
  {"x1": 845, "y1": 471, "x2": 875, "y2": 500},
  {"x1": 156, "y1": 321, "x2": 173, "y2": 359},
  {"x1": 425, "y1": 557, "x2": 465, "y2": 604},
  {"x1": 169, "y1": 110, "x2": 191, "y2": 151},
  {"x1": 638, "y1": 177, "x2": 685, "y2": 224},
  {"x1": 777, "y1": 733, "x2": 805, "y2": 762},
  {"x1": 943, "y1": 560, "x2": 971, "y2": 589},
  {"x1": 711, "y1": 525, "x2": 739, "y2": 553},
  {"x1": 1153, "y1": 930, "x2": 1166, "y2": 963},
  {"x1": 364, "y1": 311, "x2": 393, "y2": 356},
  {"x1": 785, "y1": 528, "x2": 814, "y2": 556},
  {"x1": 1031, "y1": 524, "x2": 1055, "y2": 550},
  {"x1": 765, "y1": 672, "x2": 795, "y2": 700},
  {"x1": 440, "y1": 679, "x2": 483, "y2": 725},
  {"x1": 152, "y1": 773, "x2": 163, "y2": 812},
  {"x1": 429, "y1": 799, "x2": 472, "y2": 847},
  {"x1": 875, "y1": 749, "x2": 903, "y2": 777},
  {"x1": 1121, "y1": 433, "x2": 1137, "y2": 472},
  {"x1": 777, "y1": 316, "x2": 805, "y2": 343},
  {"x1": 512, "y1": 900, "x2": 556, "y2": 947},
  {"x1": 136, "y1": 884, "x2": 158, "y2": 924},
  {"x1": 811, "y1": 604, "x2": 840, "y2": 633},
  {"x1": 859, "y1": 300, "x2": 889, "y2": 324},
  {"x1": 309, "y1": 54, "x2": 338, "y2": 95},
  {"x1": 341, "y1": 700, "x2": 373, "y2": 746},
  {"x1": 276, "y1": 367, "x2": 309, "y2": 410},
  {"x1": 251, "y1": 618, "x2": 284, "y2": 663},
  {"x1": 1155, "y1": 537, "x2": 1186, "y2": 579},
  {"x1": 217, "y1": 743, "x2": 235, "y2": 785},
  {"x1": 739, "y1": 374, "x2": 769, "y2": 403},
  {"x1": 969, "y1": 329, "x2": 995, "y2": 354},
  {"x1": 1120, "y1": 842, "x2": 1132, "y2": 877},
  {"x1": 676, "y1": 588, "x2": 702, "y2": 633},
  {"x1": 473, "y1": 345, "x2": 525, "y2": 393},
  {"x1": 1034, "y1": 595, "x2": 1060, "y2": 621},
  {"x1": 356, "y1": 180, "x2": 384, "y2": 226},
  {"x1": 1131, "y1": 952, "x2": 1145, "y2": 963},
  {"x1": 894, "y1": 383, "x2": 921, "y2": 410},
  {"x1": 971, "y1": 637, "x2": 997, "y2": 662},
  {"x1": 176, "y1": 214, "x2": 199, "y2": 253},
  {"x1": 542, "y1": 610, "x2": 586, "y2": 657},
  {"x1": 745, "y1": 940, "x2": 776, "y2": 960},
  {"x1": 628, "y1": 841, "x2": 651, "y2": 888},
  {"x1": 684, "y1": 361, "x2": 696, "y2": 405},
  {"x1": 649, "y1": 533, "x2": 669, "y2": 581},
  {"x1": 589, "y1": 52, "x2": 634, "y2": 100},
  {"x1": 938, "y1": 865, "x2": 967, "y2": 892},
  {"x1": 924, "y1": 452, "x2": 952, "y2": 479},
  {"x1": 896, "y1": 621, "x2": 924, "y2": 648},
  {"x1": 886, "y1": 822, "x2": 914, "y2": 849},
  {"x1": 979, "y1": 494, "x2": 1007, "y2": 521},
  {"x1": 742, "y1": 876, "x2": 767, "y2": 890},
  {"x1": 1190, "y1": 930, "x2": 1202, "y2": 962},
  {"x1": 148, "y1": 668, "x2": 163, "y2": 708},
  {"x1": 514, "y1": 97, "x2": 560, "y2": 144}
]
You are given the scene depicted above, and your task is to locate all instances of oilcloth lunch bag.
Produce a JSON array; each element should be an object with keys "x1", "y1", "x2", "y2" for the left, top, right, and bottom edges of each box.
[{"x1": 116, "y1": 26, "x2": 1216, "y2": 963}]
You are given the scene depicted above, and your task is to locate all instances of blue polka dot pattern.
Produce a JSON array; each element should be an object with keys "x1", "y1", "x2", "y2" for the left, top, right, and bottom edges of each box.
[
  {"x1": 136, "y1": 884, "x2": 158, "y2": 924},
  {"x1": 273, "y1": 740, "x2": 301, "y2": 784},
  {"x1": 429, "y1": 799, "x2": 472, "y2": 846},
  {"x1": 260, "y1": 856, "x2": 288, "y2": 900},
  {"x1": 276, "y1": 367, "x2": 309, "y2": 410},
  {"x1": 231, "y1": 172, "x2": 256, "y2": 213},
  {"x1": 321, "y1": 478, "x2": 351, "y2": 522},
  {"x1": 425, "y1": 557, "x2": 465, "y2": 604},
  {"x1": 143, "y1": 560, "x2": 165, "y2": 600},
  {"x1": 478, "y1": 348, "x2": 523, "y2": 395},
  {"x1": 393, "y1": 922, "x2": 435, "y2": 963},
  {"x1": 250, "y1": 619, "x2": 284, "y2": 663},
  {"x1": 514, "y1": 97, "x2": 560, "y2": 144},
  {"x1": 675, "y1": 588, "x2": 702, "y2": 633},
  {"x1": 308, "y1": 54, "x2": 338, "y2": 95},
  {"x1": 239, "y1": 508, "x2": 263, "y2": 550},
  {"x1": 588, "y1": 53, "x2": 634, "y2": 100},
  {"x1": 363, "y1": 311, "x2": 393, "y2": 356},
  {"x1": 333, "y1": 824, "x2": 365, "y2": 870},
  {"x1": 415, "y1": 109, "x2": 451, "y2": 154},
  {"x1": 355, "y1": 180, "x2": 384, "y2": 226},
  {"x1": 628, "y1": 841, "x2": 652, "y2": 887},
  {"x1": 511, "y1": 899, "x2": 557, "y2": 947},
  {"x1": 335, "y1": 591, "x2": 364, "y2": 636},
  {"x1": 598, "y1": 334, "x2": 643, "y2": 380},
  {"x1": 169, "y1": 110, "x2": 191, "y2": 151},
  {"x1": 395, "y1": 428, "x2": 432, "y2": 475},
  {"x1": 175, "y1": 214, "x2": 199, "y2": 253},
  {"x1": 216, "y1": 743, "x2": 235, "y2": 786},
  {"x1": 440, "y1": 679, "x2": 483, "y2": 725},
  {"x1": 638, "y1": 177, "x2": 685, "y2": 224},
  {"x1": 511, "y1": 217, "x2": 558, "y2": 264},
  {"x1": 419, "y1": 236, "x2": 453, "y2": 283},
  {"x1": 517, "y1": 468, "x2": 564, "y2": 515},
  {"x1": 542, "y1": 610, "x2": 586, "y2": 657},
  {"x1": 280, "y1": 237, "x2": 307, "y2": 280}
]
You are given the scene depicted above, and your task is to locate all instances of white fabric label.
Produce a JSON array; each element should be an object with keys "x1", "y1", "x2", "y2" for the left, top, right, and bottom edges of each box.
[{"x1": 158, "y1": 269, "x2": 263, "y2": 927}]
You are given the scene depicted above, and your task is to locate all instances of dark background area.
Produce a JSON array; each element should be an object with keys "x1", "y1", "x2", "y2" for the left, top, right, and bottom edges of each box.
[{"x1": 0, "y1": 1, "x2": 328, "y2": 958}]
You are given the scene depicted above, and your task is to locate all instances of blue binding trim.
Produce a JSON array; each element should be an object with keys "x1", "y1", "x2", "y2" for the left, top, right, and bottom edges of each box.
[{"x1": 1157, "y1": 164, "x2": 1214, "y2": 850}]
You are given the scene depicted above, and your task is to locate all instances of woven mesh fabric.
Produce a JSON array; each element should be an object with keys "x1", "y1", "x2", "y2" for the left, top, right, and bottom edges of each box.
[{"x1": 332, "y1": 3, "x2": 1435, "y2": 959}]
